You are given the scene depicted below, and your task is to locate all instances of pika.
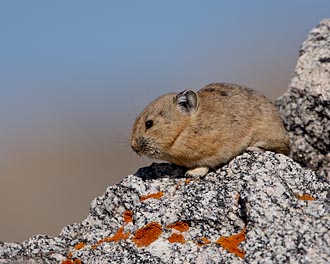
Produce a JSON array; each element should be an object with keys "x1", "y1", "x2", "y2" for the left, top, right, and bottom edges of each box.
[{"x1": 131, "y1": 83, "x2": 290, "y2": 177}]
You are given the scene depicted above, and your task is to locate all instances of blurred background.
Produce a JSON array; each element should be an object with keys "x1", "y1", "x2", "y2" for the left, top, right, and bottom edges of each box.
[{"x1": 1, "y1": 0, "x2": 329, "y2": 242}]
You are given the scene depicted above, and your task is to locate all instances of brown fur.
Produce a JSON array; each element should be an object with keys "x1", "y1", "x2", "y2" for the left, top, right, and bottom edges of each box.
[{"x1": 131, "y1": 83, "x2": 290, "y2": 175}]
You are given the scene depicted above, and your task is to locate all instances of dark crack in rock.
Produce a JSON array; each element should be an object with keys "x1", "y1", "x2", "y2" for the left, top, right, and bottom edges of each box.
[
  {"x1": 276, "y1": 19, "x2": 330, "y2": 179},
  {"x1": 1, "y1": 152, "x2": 329, "y2": 263}
]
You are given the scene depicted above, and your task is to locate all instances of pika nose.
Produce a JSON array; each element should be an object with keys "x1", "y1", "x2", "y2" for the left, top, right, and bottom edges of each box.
[
  {"x1": 131, "y1": 137, "x2": 147, "y2": 155},
  {"x1": 131, "y1": 138, "x2": 138, "y2": 153}
]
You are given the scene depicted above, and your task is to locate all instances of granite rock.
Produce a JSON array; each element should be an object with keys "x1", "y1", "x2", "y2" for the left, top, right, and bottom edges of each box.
[
  {"x1": 276, "y1": 19, "x2": 330, "y2": 179},
  {"x1": 1, "y1": 152, "x2": 329, "y2": 263}
]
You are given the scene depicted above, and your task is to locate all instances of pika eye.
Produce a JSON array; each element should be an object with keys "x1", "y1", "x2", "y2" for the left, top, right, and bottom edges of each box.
[{"x1": 145, "y1": 120, "x2": 153, "y2": 129}]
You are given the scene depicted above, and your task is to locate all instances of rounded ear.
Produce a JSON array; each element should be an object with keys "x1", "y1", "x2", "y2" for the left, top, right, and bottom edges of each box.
[{"x1": 175, "y1": 89, "x2": 199, "y2": 115}]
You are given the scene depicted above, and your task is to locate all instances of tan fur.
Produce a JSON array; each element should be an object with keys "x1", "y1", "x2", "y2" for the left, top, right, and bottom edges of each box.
[{"x1": 131, "y1": 83, "x2": 290, "y2": 176}]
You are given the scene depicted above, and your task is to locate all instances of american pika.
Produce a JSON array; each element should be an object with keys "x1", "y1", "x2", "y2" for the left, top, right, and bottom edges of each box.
[{"x1": 131, "y1": 83, "x2": 290, "y2": 177}]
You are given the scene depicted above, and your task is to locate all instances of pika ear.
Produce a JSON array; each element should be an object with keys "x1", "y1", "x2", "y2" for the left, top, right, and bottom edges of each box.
[{"x1": 175, "y1": 89, "x2": 199, "y2": 115}]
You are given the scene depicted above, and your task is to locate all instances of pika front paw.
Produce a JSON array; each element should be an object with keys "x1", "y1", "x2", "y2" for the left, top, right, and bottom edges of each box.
[{"x1": 185, "y1": 167, "x2": 209, "y2": 178}]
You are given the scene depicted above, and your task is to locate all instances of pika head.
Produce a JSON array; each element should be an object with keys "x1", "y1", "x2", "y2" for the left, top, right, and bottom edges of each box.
[{"x1": 131, "y1": 89, "x2": 199, "y2": 163}]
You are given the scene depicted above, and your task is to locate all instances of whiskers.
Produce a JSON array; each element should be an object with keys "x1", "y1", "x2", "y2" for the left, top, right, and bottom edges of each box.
[{"x1": 116, "y1": 137, "x2": 131, "y2": 154}]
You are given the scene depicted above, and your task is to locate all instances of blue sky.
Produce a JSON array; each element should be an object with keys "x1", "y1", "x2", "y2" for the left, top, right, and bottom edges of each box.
[
  {"x1": 0, "y1": 0, "x2": 330, "y2": 144},
  {"x1": 1, "y1": 0, "x2": 330, "y2": 160},
  {"x1": 1, "y1": 1, "x2": 329, "y2": 129}
]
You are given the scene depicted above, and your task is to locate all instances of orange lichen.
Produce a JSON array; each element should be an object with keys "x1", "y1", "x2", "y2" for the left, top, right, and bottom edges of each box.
[
  {"x1": 168, "y1": 233, "x2": 186, "y2": 244},
  {"x1": 132, "y1": 222, "x2": 162, "y2": 247},
  {"x1": 140, "y1": 191, "x2": 164, "y2": 201},
  {"x1": 91, "y1": 243, "x2": 99, "y2": 250},
  {"x1": 104, "y1": 227, "x2": 130, "y2": 242},
  {"x1": 61, "y1": 252, "x2": 82, "y2": 264},
  {"x1": 74, "y1": 242, "x2": 85, "y2": 250},
  {"x1": 61, "y1": 260, "x2": 82, "y2": 264},
  {"x1": 166, "y1": 221, "x2": 189, "y2": 232},
  {"x1": 197, "y1": 237, "x2": 211, "y2": 246},
  {"x1": 296, "y1": 194, "x2": 316, "y2": 201},
  {"x1": 91, "y1": 227, "x2": 130, "y2": 249},
  {"x1": 185, "y1": 179, "x2": 191, "y2": 184},
  {"x1": 123, "y1": 210, "x2": 133, "y2": 223},
  {"x1": 216, "y1": 229, "x2": 246, "y2": 259},
  {"x1": 176, "y1": 179, "x2": 194, "y2": 189},
  {"x1": 61, "y1": 260, "x2": 73, "y2": 264}
]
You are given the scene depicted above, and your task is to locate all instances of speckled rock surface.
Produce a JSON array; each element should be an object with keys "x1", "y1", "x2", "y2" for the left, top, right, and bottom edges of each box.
[
  {"x1": 276, "y1": 19, "x2": 330, "y2": 179},
  {"x1": 1, "y1": 152, "x2": 330, "y2": 263}
]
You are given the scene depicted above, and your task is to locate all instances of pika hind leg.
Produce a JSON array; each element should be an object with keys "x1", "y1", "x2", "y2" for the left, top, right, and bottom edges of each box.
[
  {"x1": 248, "y1": 139, "x2": 290, "y2": 156},
  {"x1": 185, "y1": 167, "x2": 209, "y2": 178}
]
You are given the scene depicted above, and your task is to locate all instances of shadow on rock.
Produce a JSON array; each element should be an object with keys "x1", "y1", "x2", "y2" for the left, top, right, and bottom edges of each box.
[{"x1": 133, "y1": 162, "x2": 186, "y2": 180}]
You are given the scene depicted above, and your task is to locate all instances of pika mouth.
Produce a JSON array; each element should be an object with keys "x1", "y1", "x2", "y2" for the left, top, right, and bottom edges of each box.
[
  {"x1": 131, "y1": 144, "x2": 140, "y2": 155},
  {"x1": 131, "y1": 137, "x2": 156, "y2": 157}
]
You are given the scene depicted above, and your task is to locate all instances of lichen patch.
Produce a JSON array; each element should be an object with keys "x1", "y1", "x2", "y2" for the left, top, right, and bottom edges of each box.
[
  {"x1": 166, "y1": 221, "x2": 189, "y2": 232},
  {"x1": 168, "y1": 233, "x2": 186, "y2": 244},
  {"x1": 140, "y1": 191, "x2": 164, "y2": 201},
  {"x1": 92, "y1": 227, "x2": 130, "y2": 249},
  {"x1": 132, "y1": 222, "x2": 162, "y2": 247},
  {"x1": 74, "y1": 242, "x2": 85, "y2": 250},
  {"x1": 216, "y1": 229, "x2": 245, "y2": 259},
  {"x1": 61, "y1": 259, "x2": 82, "y2": 264},
  {"x1": 104, "y1": 227, "x2": 130, "y2": 242},
  {"x1": 61, "y1": 252, "x2": 82, "y2": 264},
  {"x1": 123, "y1": 210, "x2": 133, "y2": 223},
  {"x1": 295, "y1": 194, "x2": 316, "y2": 201}
]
